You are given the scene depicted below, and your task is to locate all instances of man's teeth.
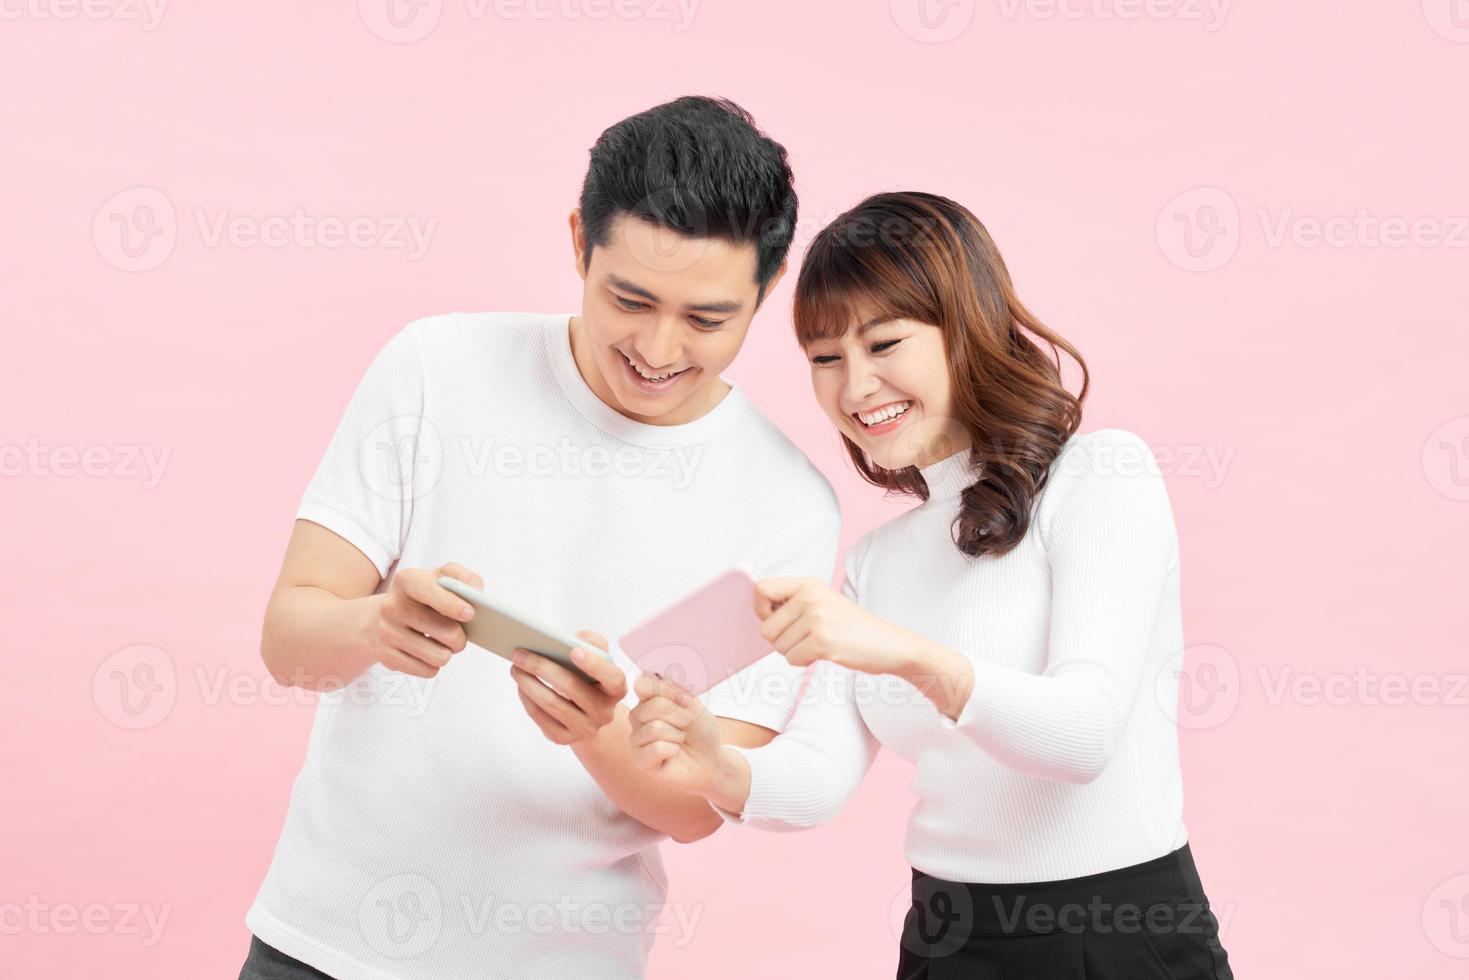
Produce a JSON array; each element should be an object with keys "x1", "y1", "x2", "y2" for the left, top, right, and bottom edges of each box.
[
  {"x1": 625, "y1": 353, "x2": 681, "y2": 382},
  {"x1": 858, "y1": 401, "x2": 912, "y2": 426}
]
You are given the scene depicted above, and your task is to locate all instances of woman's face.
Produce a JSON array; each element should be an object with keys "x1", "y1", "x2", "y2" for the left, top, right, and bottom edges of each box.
[{"x1": 805, "y1": 316, "x2": 969, "y2": 471}]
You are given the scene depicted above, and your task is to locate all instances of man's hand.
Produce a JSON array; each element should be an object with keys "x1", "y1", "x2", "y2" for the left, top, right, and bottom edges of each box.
[
  {"x1": 360, "y1": 562, "x2": 479, "y2": 678},
  {"x1": 511, "y1": 630, "x2": 629, "y2": 744}
]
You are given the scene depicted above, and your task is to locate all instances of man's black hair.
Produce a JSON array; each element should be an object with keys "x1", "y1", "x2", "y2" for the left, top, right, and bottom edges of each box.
[{"x1": 577, "y1": 96, "x2": 798, "y2": 295}]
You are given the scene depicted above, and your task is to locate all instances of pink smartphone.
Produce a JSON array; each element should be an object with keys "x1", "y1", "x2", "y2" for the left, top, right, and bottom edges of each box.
[{"x1": 617, "y1": 565, "x2": 770, "y2": 696}]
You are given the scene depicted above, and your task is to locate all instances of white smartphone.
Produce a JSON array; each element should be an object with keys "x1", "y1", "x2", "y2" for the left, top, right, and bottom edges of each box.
[{"x1": 437, "y1": 576, "x2": 611, "y2": 685}]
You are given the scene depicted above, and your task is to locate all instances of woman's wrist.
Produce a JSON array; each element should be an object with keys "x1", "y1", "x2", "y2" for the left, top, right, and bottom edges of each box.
[
  {"x1": 703, "y1": 745, "x2": 753, "y2": 815},
  {"x1": 897, "y1": 640, "x2": 975, "y2": 721}
]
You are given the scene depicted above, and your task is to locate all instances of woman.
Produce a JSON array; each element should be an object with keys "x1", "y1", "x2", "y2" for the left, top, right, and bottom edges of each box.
[{"x1": 627, "y1": 192, "x2": 1234, "y2": 978}]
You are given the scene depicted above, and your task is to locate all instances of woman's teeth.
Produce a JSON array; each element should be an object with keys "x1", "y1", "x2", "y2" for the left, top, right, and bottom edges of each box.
[
  {"x1": 857, "y1": 401, "x2": 912, "y2": 427},
  {"x1": 623, "y1": 352, "x2": 685, "y2": 383}
]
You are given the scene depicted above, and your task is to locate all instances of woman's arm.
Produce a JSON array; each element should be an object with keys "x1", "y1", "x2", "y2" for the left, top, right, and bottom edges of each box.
[{"x1": 917, "y1": 432, "x2": 1178, "y2": 783}]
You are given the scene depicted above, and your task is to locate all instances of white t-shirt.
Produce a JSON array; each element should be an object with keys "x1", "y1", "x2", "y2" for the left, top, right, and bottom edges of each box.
[
  {"x1": 721, "y1": 429, "x2": 1190, "y2": 884},
  {"x1": 246, "y1": 312, "x2": 841, "y2": 980}
]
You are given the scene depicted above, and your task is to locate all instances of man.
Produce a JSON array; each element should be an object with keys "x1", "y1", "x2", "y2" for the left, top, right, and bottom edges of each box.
[{"x1": 239, "y1": 96, "x2": 840, "y2": 980}]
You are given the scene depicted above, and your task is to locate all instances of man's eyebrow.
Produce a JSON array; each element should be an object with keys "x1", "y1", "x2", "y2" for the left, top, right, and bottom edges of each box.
[{"x1": 605, "y1": 274, "x2": 744, "y2": 314}]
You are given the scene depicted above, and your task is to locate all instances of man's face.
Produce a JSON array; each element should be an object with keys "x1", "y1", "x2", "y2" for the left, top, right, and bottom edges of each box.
[{"x1": 571, "y1": 211, "x2": 781, "y2": 425}]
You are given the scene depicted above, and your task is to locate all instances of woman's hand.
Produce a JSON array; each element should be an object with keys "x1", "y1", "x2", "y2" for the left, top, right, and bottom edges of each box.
[
  {"x1": 754, "y1": 576, "x2": 976, "y2": 719},
  {"x1": 628, "y1": 674, "x2": 724, "y2": 793},
  {"x1": 754, "y1": 576, "x2": 929, "y2": 676}
]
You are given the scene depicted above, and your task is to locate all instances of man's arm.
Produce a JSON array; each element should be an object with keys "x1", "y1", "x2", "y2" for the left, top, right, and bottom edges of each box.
[
  {"x1": 262, "y1": 518, "x2": 478, "y2": 690},
  {"x1": 572, "y1": 712, "x2": 775, "y2": 843},
  {"x1": 510, "y1": 646, "x2": 775, "y2": 843}
]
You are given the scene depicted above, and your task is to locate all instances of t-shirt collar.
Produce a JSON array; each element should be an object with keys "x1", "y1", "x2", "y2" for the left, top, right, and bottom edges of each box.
[{"x1": 545, "y1": 313, "x2": 749, "y2": 448}]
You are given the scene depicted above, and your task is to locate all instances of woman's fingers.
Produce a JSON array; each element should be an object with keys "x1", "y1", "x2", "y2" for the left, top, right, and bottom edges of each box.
[{"x1": 630, "y1": 719, "x2": 686, "y2": 749}]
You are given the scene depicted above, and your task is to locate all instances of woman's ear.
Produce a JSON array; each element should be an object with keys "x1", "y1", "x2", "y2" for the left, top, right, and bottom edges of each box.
[{"x1": 568, "y1": 209, "x2": 589, "y2": 281}]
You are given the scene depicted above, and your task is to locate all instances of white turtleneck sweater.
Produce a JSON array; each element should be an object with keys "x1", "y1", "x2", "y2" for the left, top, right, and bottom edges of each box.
[{"x1": 720, "y1": 428, "x2": 1191, "y2": 884}]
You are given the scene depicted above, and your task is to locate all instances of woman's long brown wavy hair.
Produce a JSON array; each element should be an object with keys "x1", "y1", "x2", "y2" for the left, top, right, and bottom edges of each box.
[{"x1": 793, "y1": 192, "x2": 1089, "y2": 559}]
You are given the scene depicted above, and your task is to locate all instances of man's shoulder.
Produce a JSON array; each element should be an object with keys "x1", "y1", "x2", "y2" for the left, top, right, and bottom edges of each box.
[
  {"x1": 727, "y1": 399, "x2": 840, "y2": 516},
  {"x1": 400, "y1": 310, "x2": 560, "y2": 350}
]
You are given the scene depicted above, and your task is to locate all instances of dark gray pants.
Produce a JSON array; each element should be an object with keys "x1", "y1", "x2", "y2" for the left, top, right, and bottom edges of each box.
[{"x1": 237, "y1": 936, "x2": 337, "y2": 980}]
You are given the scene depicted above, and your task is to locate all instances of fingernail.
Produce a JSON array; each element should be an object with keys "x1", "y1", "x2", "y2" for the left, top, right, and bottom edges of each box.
[
  {"x1": 461, "y1": 605, "x2": 474, "y2": 620},
  {"x1": 571, "y1": 648, "x2": 585, "y2": 662},
  {"x1": 511, "y1": 650, "x2": 525, "y2": 664}
]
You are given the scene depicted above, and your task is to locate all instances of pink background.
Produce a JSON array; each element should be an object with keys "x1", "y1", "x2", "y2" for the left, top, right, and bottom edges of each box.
[{"x1": 4, "y1": 2, "x2": 1467, "y2": 977}]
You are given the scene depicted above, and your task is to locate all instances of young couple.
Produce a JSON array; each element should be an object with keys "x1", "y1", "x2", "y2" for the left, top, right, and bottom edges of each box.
[{"x1": 239, "y1": 96, "x2": 1232, "y2": 979}]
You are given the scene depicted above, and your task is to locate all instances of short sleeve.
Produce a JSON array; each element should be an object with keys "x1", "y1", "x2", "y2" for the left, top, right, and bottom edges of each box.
[
  {"x1": 700, "y1": 501, "x2": 842, "y2": 733},
  {"x1": 295, "y1": 325, "x2": 428, "y2": 580}
]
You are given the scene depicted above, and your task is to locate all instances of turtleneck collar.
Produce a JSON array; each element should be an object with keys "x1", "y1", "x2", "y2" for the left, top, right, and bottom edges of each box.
[{"x1": 918, "y1": 447, "x2": 977, "y2": 504}]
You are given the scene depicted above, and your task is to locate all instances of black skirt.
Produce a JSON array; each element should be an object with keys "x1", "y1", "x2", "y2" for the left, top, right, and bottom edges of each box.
[{"x1": 896, "y1": 843, "x2": 1232, "y2": 979}]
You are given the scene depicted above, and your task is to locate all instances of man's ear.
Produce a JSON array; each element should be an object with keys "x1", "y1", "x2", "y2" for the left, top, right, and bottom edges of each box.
[
  {"x1": 569, "y1": 209, "x2": 590, "y2": 281},
  {"x1": 756, "y1": 258, "x2": 789, "y2": 308}
]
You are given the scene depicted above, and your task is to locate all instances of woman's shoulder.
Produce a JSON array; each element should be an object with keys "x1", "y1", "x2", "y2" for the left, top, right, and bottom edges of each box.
[{"x1": 1035, "y1": 428, "x2": 1176, "y2": 545}]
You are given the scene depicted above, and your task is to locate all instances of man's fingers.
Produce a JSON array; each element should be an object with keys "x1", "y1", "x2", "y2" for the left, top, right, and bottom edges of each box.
[
  {"x1": 514, "y1": 650, "x2": 601, "y2": 709},
  {"x1": 511, "y1": 665, "x2": 585, "y2": 734},
  {"x1": 573, "y1": 629, "x2": 610, "y2": 652},
  {"x1": 402, "y1": 569, "x2": 475, "y2": 623},
  {"x1": 568, "y1": 643, "x2": 627, "y2": 697},
  {"x1": 438, "y1": 562, "x2": 484, "y2": 591},
  {"x1": 402, "y1": 606, "x2": 467, "y2": 654},
  {"x1": 388, "y1": 623, "x2": 452, "y2": 668},
  {"x1": 380, "y1": 646, "x2": 440, "y2": 679},
  {"x1": 517, "y1": 686, "x2": 572, "y2": 742}
]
